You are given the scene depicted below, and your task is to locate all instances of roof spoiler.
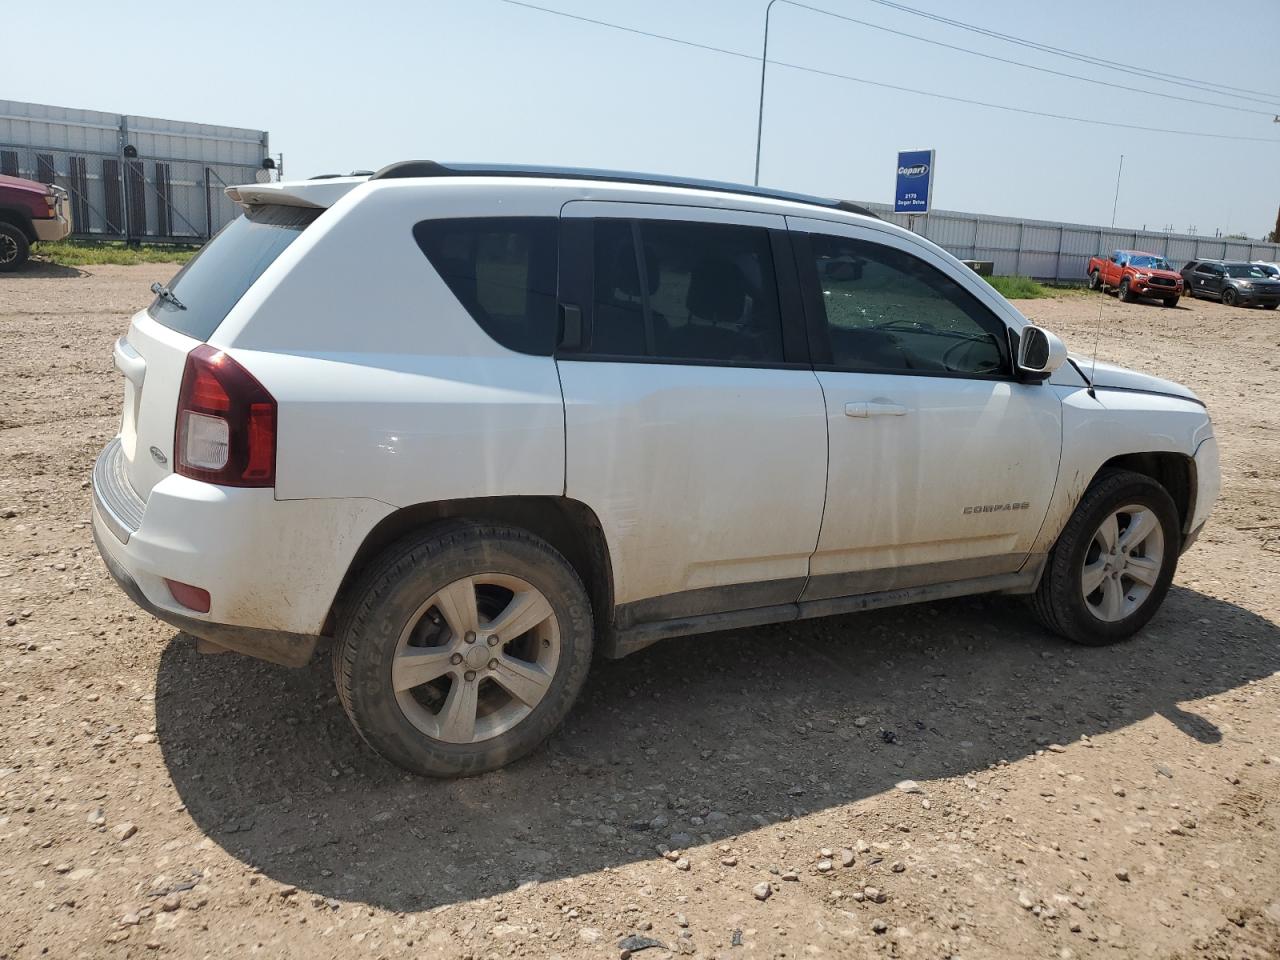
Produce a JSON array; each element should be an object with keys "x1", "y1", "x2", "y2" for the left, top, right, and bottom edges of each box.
[{"x1": 369, "y1": 160, "x2": 880, "y2": 220}]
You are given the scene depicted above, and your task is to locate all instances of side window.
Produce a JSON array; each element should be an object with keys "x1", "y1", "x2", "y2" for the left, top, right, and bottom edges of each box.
[
  {"x1": 1195, "y1": 262, "x2": 1213, "y2": 274},
  {"x1": 809, "y1": 233, "x2": 1008, "y2": 377},
  {"x1": 589, "y1": 218, "x2": 785, "y2": 364},
  {"x1": 413, "y1": 217, "x2": 558, "y2": 355}
]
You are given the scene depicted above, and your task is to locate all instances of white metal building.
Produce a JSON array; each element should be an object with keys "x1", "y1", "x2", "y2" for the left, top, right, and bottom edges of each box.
[{"x1": 0, "y1": 99, "x2": 271, "y2": 243}]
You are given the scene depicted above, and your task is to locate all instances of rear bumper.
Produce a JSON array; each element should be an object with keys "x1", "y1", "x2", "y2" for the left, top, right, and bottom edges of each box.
[
  {"x1": 93, "y1": 521, "x2": 318, "y2": 667},
  {"x1": 90, "y1": 437, "x2": 393, "y2": 667}
]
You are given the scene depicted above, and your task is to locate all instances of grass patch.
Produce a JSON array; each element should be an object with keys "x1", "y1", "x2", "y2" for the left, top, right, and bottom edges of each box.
[
  {"x1": 983, "y1": 275, "x2": 1053, "y2": 299},
  {"x1": 33, "y1": 239, "x2": 198, "y2": 267}
]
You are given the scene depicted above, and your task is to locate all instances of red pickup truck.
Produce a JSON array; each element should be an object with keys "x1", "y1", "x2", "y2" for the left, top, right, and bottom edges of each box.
[
  {"x1": 1087, "y1": 249, "x2": 1182, "y2": 307},
  {"x1": 0, "y1": 173, "x2": 72, "y2": 272}
]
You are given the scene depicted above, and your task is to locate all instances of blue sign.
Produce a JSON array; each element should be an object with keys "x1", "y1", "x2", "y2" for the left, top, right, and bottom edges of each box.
[{"x1": 894, "y1": 149, "x2": 935, "y2": 214}]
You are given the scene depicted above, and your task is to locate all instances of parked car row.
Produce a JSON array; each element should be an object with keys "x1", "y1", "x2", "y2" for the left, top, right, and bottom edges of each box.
[{"x1": 1086, "y1": 249, "x2": 1280, "y2": 310}]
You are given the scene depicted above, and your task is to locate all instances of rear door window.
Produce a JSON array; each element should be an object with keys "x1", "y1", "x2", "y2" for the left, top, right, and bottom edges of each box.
[
  {"x1": 588, "y1": 218, "x2": 785, "y2": 364},
  {"x1": 413, "y1": 217, "x2": 559, "y2": 355},
  {"x1": 149, "y1": 204, "x2": 321, "y2": 341}
]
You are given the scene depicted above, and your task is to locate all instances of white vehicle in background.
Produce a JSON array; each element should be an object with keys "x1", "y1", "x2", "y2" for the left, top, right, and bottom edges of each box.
[{"x1": 91, "y1": 162, "x2": 1220, "y2": 777}]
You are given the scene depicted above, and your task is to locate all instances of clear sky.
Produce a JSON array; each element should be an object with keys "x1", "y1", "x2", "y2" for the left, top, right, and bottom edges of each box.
[{"x1": 7, "y1": 0, "x2": 1279, "y2": 238}]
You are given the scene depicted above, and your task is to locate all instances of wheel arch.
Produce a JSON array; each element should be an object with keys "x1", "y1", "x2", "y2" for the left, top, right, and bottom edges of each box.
[
  {"x1": 327, "y1": 495, "x2": 615, "y2": 640},
  {"x1": 0, "y1": 208, "x2": 36, "y2": 242},
  {"x1": 1096, "y1": 451, "x2": 1195, "y2": 533}
]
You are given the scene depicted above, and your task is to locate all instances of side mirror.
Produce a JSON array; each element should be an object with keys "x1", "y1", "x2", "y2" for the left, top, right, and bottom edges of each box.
[{"x1": 1017, "y1": 325, "x2": 1068, "y2": 382}]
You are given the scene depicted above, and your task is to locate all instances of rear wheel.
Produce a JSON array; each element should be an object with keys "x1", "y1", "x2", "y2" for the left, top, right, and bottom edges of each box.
[
  {"x1": 1089, "y1": 270, "x2": 1102, "y2": 291},
  {"x1": 1031, "y1": 470, "x2": 1179, "y2": 646},
  {"x1": 1118, "y1": 278, "x2": 1134, "y2": 303},
  {"x1": 333, "y1": 522, "x2": 593, "y2": 777},
  {"x1": 1222, "y1": 287, "x2": 1238, "y2": 307},
  {"x1": 0, "y1": 222, "x2": 30, "y2": 272},
  {"x1": 1263, "y1": 302, "x2": 1278, "y2": 310}
]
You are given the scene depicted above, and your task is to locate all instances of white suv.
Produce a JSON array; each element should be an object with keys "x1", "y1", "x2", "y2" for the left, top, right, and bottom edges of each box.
[{"x1": 91, "y1": 162, "x2": 1220, "y2": 777}]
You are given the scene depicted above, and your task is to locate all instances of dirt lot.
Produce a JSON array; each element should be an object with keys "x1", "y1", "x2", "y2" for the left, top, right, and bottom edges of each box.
[{"x1": 2, "y1": 264, "x2": 1279, "y2": 960}]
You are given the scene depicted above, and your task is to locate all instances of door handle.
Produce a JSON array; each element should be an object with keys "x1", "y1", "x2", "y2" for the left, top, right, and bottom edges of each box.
[{"x1": 845, "y1": 400, "x2": 908, "y2": 418}]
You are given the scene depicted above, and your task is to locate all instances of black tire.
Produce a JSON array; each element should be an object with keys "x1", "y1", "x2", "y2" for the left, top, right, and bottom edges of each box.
[
  {"x1": 1263, "y1": 303, "x2": 1278, "y2": 310},
  {"x1": 1222, "y1": 287, "x2": 1237, "y2": 307},
  {"x1": 0, "y1": 222, "x2": 30, "y2": 272},
  {"x1": 1162, "y1": 297, "x2": 1178, "y2": 308},
  {"x1": 1118, "y1": 278, "x2": 1134, "y2": 303},
  {"x1": 1183, "y1": 280, "x2": 1195, "y2": 299},
  {"x1": 1089, "y1": 270, "x2": 1102, "y2": 291},
  {"x1": 1031, "y1": 470, "x2": 1180, "y2": 646},
  {"x1": 333, "y1": 522, "x2": 593, "y2": 777}
]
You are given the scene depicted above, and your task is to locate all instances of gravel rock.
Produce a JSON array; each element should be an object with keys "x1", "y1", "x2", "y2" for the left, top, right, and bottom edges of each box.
[
  {"x1": 752, "y1": 882, "x2": 772, "y2": 901},
  {"x1": 86, "y1": 807, "x2": 105, "y2": 826},
  {"x1": 895, "y1": 779, "x2": 923, "y2": 794},
  {"x1": 871, "y1": 919, "x2": 888, "y2": 934},
  {"x1": 112, "y1": 823, "x2": 137, "y2": 842},
  {"x1": 673, "y1": 857, "x2": 690, "y2": 871},
  {"x1": 840, "y1": 848, "x2": 855, "y2": 868},
  {"x1": 1115, "y1": 869, "x2": 1131, "y2": 882},
  {"x1": 816, "y1": 859, "x2": 833, "y2": 873}
]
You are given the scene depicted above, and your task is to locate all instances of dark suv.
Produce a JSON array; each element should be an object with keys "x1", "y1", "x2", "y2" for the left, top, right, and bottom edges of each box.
[{"x1": 1181, "y1": 260, "x2": 1280, "y2": 309}]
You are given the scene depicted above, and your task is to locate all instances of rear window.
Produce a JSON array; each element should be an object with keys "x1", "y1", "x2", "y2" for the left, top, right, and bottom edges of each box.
[
  {"x1": 413, "y1": 217, "x2": 559, "y2": 355},
  {"x1": 148, "y1": 204, "x2": 321, "y2": 341}
]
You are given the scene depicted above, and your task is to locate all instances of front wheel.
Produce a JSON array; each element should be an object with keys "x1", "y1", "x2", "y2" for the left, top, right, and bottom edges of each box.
[
  {"x1": 1222, "y1": 287, "x2": 1238, "y2": 307},
  {"x1": 1118, "y1": 278, "x2": 1134, "y2": 303},
  {"x1": 1089, "y1": 270, "x2": 1102, "y2": 291},
  {"x1": 333, "y1": 522, "x2": 593, "y2": 777},
  {"x1": 1031, "y1": 470, "x2": 1179, "y2": 646},
  {"x1": 1162, "y1": 297, "x2": 1179, "y2": 308},
  {"x1": 1263, "y1": 303, "x2": 1278, "y2": 310},
  {"x1": 0, "y1": 222, "x2": 30, "y2": 272}
]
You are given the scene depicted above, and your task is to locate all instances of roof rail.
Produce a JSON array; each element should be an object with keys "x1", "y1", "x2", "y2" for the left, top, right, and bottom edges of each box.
[{"x1": 369, "y1": 161, "x2": 880, "y2": 220}]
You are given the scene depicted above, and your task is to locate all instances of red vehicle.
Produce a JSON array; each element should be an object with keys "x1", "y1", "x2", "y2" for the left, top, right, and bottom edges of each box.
[
  {"x1": 1087, "y1": 249, "x2": 1182, "y2": 307},
  {"x1": 0, "y1": 173, "x2": 72, "y2": 272}
]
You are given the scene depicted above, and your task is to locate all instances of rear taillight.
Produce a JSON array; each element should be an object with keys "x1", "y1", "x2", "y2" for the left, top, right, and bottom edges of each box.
[{"x1": 174, "y1": 344, "x2": 276, "y2": 487}]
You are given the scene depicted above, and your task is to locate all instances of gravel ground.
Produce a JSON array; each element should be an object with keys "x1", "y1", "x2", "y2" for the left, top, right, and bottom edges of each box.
[{"x1": 2, "y1": 264, "x2": 1279, "y2": 960}]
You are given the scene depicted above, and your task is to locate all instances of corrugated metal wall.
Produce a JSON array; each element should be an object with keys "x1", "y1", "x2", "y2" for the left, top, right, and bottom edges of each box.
[
  {"x1": 858, "y1": 201, "x2": 1280, "y2": 280},
  {"x1": 0, "y1": 99, "x2": 268, "y2": 243}
]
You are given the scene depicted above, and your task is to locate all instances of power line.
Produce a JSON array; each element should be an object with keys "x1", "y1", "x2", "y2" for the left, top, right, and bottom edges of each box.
[
  {"x1": 862, "y1": 0, "x2": 1280, "y2": 108},
  {"x1": 495, "y1": 0, "x2": 1280, "y2": 145},
  {"x1": 498, "y1": 0, "x2": 756, "y2": 62},
  {"x1": 783, "y1": 0, "x2": 1277, "y2": 118}
]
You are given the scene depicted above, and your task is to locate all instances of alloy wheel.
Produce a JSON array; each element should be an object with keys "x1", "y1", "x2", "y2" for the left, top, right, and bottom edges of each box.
[
  {"x1": 392, "y1": 574, "x2": 560, "y2": 744},
  {"x1": 1081, "y1": 504, "x2": 1165, "y2": 623},
  {"x1": 0, "y1": 233, "x2": 17, "y2": 265}
]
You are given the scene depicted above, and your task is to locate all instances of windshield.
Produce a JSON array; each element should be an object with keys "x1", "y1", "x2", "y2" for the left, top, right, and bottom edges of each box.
[
  {"x1": 1260, "y1": 264, "x2": 1280, "y2": 277},
  {"x1": 1128, "y1": 255, "x2": 1170, "y2": 270},
  {"x1": 1225, "y1": 263, "x2": 1270, "y2": 279},
  {"x1": 148, "y1": 203, "x2": 322, "y2": 341}
]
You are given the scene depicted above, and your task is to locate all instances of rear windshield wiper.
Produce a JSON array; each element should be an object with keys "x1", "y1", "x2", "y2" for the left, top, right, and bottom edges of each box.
[{"x1": 150, "y1": 281, "x2": 186, "y2": 310}]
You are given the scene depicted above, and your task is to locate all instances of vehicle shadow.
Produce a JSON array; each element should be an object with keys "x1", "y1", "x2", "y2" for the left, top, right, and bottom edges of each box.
[
  {"x1": 14, "y1": 261, "x2": 89, "y2": 279},
  {"x1": 154, "y1": 585, "x2": 1280, "y2": 913}
]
